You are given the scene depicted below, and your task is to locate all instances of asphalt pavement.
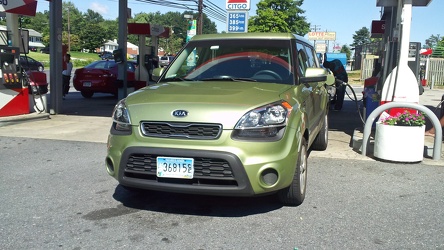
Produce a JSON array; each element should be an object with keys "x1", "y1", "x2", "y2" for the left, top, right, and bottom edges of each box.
[
  {"x1": 2, "y1": 82, "x2": 444, "y2": 250},
  {"x1": 0, "y1": 84, "x2": 443, "y2": 165}
]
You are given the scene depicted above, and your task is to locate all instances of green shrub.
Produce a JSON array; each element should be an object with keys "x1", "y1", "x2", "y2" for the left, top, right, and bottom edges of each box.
[{"x1": 72, "y1": 59, "x2": 94, "y2": 68}]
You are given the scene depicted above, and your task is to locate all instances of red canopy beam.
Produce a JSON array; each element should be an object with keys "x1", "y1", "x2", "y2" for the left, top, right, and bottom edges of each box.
[{"x1": 0, "y1": 0, "x2": 38, "y2": 16}]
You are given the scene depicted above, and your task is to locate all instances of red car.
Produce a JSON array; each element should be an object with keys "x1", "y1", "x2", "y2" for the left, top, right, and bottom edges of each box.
[{"x1": 73, "y1": 60, "x2": 137, "y2": 98}]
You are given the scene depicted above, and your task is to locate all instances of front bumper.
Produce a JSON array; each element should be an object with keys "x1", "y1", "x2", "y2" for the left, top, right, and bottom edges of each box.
[
  {"x1": 106, "y1": 126, "x2": 302, "y2": 197},
  {"x1": 116, "y1": 147, "x2": 255, "y2": 196}
]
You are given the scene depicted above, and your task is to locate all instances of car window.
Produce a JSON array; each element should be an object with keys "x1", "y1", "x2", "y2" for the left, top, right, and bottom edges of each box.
[
  {"x1": 20, "y1": 56, "x2": 33, "y2": 62},
  {"x1": 86, "y1": 61, "x2": 117, "y2": 69},
  {"x1": 163, "y1": 39, "x2": 294, "y2": 84},
  {"x1": 126, "y1": 62, "x2": 135, "y2": 72},
  {"x1": 296, "y1": 42, "x2": 309, "y2": 75},
  {"x1": 303, "y1": 45, "x2": 317, "y2": 68}
]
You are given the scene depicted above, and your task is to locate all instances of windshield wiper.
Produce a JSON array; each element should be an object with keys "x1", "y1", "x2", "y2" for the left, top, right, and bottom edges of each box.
[
  {"x1": 161, "y1": 77, "x2": 193, "y2": 82},
  {"x1": 201, "y1": 77, "x2": 257, "y2": 82}
]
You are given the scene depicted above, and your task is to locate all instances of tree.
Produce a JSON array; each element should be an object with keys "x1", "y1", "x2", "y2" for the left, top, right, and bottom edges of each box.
[
  {"x1": 425, "y1": 34, "x2": 441, "y2": 49},
  {"x1": 83, "y1": 9, "x2": 105, "y2": 23},
  {"x1": 351, "y1": 27, "x2": 371, "y2": 47},
  {"x1": 14, "y1": 1, "x2": 217, "y2": 54},
  {"x1": 79, "y1": 23, "x2": 107, "y2": 52},
  {"x1": 63, "y1": 1, "x2": 83, "y2": 40},
  {"x1": 129, "y1": 11, "x2": 217, "y2": 55},
  {"x1": 101, "y1": 20, "x2": 118, "y2": 43},
  {"x1": 19, "y1": 12, "x2": 48, "y2": 31},
  {"x1": 439, "y1": 38, "x2": 444, "y2": 48},
  {"x1": 340, "y1": 45, "x2": 351, "y2": 61},
  {"x1": 248, "y1": 0, "x2": 310, "y2": 35}
]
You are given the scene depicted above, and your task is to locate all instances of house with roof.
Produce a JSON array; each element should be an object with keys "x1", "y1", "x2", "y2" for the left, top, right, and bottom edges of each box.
[
  {"x1": 100, "y1": 39, "x2": 139, "y2": 58},
  {"x1": 0, "y1": 25, "x2": 45, "y2": 51}
]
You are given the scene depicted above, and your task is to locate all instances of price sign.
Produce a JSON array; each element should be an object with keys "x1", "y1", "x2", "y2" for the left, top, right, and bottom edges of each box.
[{"x1": 227, "y1": 11, "x2": 248, "y2": 33}]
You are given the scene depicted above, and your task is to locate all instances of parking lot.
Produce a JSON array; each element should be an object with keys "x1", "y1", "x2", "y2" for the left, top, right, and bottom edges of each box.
[{"x1": 0, "y1": 84, "x2": 443, "y2": 249}]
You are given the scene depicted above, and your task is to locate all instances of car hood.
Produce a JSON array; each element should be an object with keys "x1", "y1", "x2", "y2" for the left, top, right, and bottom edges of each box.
[{"x1": 125, "y1": 81, "x2": 292, "y2": 128}]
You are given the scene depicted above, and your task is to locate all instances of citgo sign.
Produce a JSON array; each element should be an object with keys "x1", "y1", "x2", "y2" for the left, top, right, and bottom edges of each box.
[{"x1": 226, "y1": 0, "x2": 250, "y2": 11}]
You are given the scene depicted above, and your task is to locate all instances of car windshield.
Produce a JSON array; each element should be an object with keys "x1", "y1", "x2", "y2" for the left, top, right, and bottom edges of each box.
[{"x1": 161, "y1": 39, "x2": 295, "y2": 84}]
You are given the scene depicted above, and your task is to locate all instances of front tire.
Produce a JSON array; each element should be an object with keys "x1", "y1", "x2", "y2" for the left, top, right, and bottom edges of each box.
[
  {"x1": 81, "y1": 90, "x2": 94, "y2": 98},
  {"x1": 311, "y1": 113, "x2": 328, "y2": 151},
  {"x1": 278, "y1": 137, "x2": 308, "y2": 206}
]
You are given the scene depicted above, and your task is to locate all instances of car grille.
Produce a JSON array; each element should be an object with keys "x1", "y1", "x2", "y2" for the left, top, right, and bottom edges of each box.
[
  {"x1": 124, "y1": 153, "x2": 237, "y2": 186},
  {"x1": 140, "y1": 122, "x2": 222, "y2": 140}
]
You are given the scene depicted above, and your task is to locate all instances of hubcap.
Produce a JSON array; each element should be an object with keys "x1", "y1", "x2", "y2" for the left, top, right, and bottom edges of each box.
[{"x1": 299, "y1": 146, "x2": 307, "y2": 194}]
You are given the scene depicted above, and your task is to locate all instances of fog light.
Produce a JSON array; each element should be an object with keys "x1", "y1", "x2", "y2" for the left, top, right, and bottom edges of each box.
[
  {"x1": 261, "y1": 168, "x2": 278, "y2": 186},
  {"x1": 106, "y1": 157, "x2": 114, "y2": 175}
]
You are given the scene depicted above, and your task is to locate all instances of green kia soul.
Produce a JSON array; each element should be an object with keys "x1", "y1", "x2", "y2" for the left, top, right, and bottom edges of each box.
[{"x1": 106, "y1": 33, "x2": 334, "y2": 206}]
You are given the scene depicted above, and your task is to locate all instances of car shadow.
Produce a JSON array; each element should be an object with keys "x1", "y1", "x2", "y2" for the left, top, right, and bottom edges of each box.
[
  {"x1": 46, "y1": 91, "x2": 118, "y2": 117},
  {"x1": 328, "y1": 98, "x2": 364, "y2": 136},
  {"x1": 112, "y1": 185, "x2": 284, "y2": 217}
]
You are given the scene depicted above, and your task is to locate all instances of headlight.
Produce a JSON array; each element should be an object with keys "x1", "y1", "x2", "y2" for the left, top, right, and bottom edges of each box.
[
  {"x1": 111, "y1": 99, "x2": 132, "y2": 134},
  {"x1": 233, "y1": 101, "x2": 292, "y2": 140}
]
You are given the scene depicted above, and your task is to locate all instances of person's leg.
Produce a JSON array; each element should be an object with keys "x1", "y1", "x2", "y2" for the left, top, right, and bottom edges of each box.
[
  {"x1": 62, "y1": 75, "x2": 70, "y2": 96},
  {"x1": 334, "y1": 84, "x2": 346, "y2": 110},
  {"x1": 425, "y1": 116, "x2": 444, "y2": 136}
]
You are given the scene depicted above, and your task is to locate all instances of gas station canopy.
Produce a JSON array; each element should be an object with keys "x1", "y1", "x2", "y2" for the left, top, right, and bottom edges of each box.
[
  {"x1": 376, "y1": 0, "x2": 431, "y2": 7},
  {"x1": 0, "y1": 0, "x2": 38, "y2": 16}
]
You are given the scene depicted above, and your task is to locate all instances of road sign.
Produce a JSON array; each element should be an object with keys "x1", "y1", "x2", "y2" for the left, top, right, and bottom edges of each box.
[
  {"x1": 227, "y1": 12, "x2": 248, "y2": 33},
  {"x1": 315, "y1": 43, "x2": 327, "y2": 53},
  {"x1": 308, "y1": 32, "x2": 336, "y2": 41},
  {"x1": 226, "y1": 0, "x2": 250, "y2": 11}
]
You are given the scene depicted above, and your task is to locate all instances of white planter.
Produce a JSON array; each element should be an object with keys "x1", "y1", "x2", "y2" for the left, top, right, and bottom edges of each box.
[{"x1": 374, "y1": 123, "x2": 425, "y2": 162}]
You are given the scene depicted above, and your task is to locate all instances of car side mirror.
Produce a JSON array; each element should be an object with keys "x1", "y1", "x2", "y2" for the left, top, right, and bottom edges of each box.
[{"x1": 300, "y1": 67, "x2": 327, "y2": 84}]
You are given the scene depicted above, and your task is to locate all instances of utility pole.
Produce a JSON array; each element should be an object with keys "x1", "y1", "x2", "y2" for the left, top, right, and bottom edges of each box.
[
  {"x1": 310, "y1": 24, "x2": 321, "y2": 48},
  {"x1": 67, "y1": 6, "x2": 70, "y2": 52},
  {"x1": 325, "y1": 29, "x2": 329, "y2": 52},
  {"x1": 198, "y1": 0, "x2": 203, "y2": 35}
]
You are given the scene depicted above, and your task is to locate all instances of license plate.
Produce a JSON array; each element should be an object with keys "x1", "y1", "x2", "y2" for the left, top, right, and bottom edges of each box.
[
  {"x1": 156, "y1": 157, "x2": 194, "y2": 179},
  {"x1": 83, "y1": 81, "x2": 91, "y2": 87}
]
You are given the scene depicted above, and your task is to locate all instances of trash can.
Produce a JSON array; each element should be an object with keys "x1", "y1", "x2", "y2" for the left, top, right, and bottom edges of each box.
[
  {"x1": 27, "y1": 71, "x2": 48, "y2": 113},
  {"x1": 363, "y1": 77, "x2": 379, "y2": 125}
]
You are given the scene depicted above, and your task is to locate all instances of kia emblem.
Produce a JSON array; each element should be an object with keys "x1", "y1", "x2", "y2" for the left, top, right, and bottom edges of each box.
[{"x1": 172, "y1": 110, "x2": 188, "y2": 117}]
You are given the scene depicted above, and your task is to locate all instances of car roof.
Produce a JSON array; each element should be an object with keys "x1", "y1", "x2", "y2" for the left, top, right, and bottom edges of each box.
[
  {"x1": 189, "y1": 32, "x2": 310, "y2": 45},
  {"x1": 20, "y1": 55, "x2": 35, "y2": 60}
]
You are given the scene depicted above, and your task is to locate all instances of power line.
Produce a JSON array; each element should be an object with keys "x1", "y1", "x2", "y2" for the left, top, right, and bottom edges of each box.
[
  {"x1": 204, "y1": 0, "x2": 227, "y2": 23},
  {"x1": 133, "y1": 0, "x2": 227, "y2": 25},
  {"x1": 134, "y1": 0, "x2": 197, "y2": 11}
]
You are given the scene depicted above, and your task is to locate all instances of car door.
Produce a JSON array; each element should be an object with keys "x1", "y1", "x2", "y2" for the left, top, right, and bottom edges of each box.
[
  {"x1": 303, "y1": 44, "x2": 326, "y2": 123},
  {"x1": 296, "y1": 42, "x2": 317, "y2": 133},
  {"x1": 20, "y1": 56, "x2": 30, "y2": 71}
]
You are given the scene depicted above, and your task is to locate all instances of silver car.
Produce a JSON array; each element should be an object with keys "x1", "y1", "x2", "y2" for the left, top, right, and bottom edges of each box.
[{"x1": 159, "y1": 55, "x2": 174, "y2": 67}]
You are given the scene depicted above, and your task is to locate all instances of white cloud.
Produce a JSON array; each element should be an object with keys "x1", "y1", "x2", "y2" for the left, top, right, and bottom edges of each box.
[{"x1": 89, "y1": 2, "x2": 109, "y2": 15}]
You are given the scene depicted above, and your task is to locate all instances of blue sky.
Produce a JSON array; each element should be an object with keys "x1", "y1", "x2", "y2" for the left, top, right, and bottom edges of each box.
[{"x1": 37, "y1": 0, "x2": 442, "y2": 47}]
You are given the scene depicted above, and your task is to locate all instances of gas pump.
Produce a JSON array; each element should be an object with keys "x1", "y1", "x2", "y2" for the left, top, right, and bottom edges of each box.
[
  {"x1": 407, "y1": 42, "x2": 424, "y2": 95},
  {"x1": 128, "y1": 23, "x2": 170, "y2": 88},
  {"x1": 139, "y1": 46, "x2": 158, "y2": 82},
  {"x1": 0, "y1": 45, "x2": 29, "y2": 117},
  {"x1": 1, "y1": 6, "x2": 47, "y2": 117}
]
